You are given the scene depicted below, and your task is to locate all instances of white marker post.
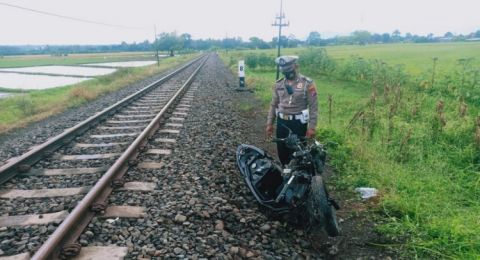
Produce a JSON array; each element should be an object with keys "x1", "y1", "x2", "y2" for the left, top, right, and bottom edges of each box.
[{"x1": 238, "y1": 60, "x2": 245, "y2": 88}]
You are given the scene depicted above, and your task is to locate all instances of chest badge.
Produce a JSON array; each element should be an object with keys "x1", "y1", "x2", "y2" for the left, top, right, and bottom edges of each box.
[{"x1": 296, "y1": 82, "x2": 303, "y2": 89}]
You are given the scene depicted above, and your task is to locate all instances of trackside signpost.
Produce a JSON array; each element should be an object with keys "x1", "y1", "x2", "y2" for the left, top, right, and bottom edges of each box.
[{"x1": 238, "y1": 60, "x2": 245, "y2": 88}]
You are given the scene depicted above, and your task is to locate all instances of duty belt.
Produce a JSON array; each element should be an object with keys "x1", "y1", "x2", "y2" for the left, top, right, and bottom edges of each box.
[{"x1": 277, "y1": 112, "x2": 302, "y2": 121}]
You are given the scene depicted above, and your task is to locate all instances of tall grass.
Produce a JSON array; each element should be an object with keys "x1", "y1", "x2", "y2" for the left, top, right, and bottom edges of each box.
[{"x1": 220, "y1": 45, "x2": 480, "y2": 258}]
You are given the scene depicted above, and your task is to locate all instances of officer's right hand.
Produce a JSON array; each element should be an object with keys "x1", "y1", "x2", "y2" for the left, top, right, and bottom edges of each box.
[{"x1": 265, "y1": 125, "x2": 274, "y2": 139}]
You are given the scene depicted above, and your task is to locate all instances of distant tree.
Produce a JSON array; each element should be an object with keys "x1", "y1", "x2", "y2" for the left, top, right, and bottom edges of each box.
[
  {"x1": 453, "y1": 34, "x2": 466, "y2": 41},
  {"x1": 157, "y1": 32, "x2": 182, "y2": 56},
  {"x1": 405, "y1": 32, "x2": 413, "y2": 41},
  {"x1": 475, "y1": 30, "x2": 480, "y2": 38},
  {"x1": 333, "y1": 35, "x2": 353, "y2": 45},
  {"x1": 444, "y1": 32, "x2": 454, "y2": 38},
  {"x1": 352, "y1": 30, "x2": 372, "y2": 45},
  {"x1": 222, "y1": 37, "x2": 243, "y2": 50},
  {"x1": 371, "y1": 33, "x2": 382, "y2": 43},
  {"x1": 286, "y1": 34, "x2": 302, "y2": 48},
  {"x1": 248, "y1": 37, "x2": 269, "y2": 49},
  {"x1": 306, "y1": 31, "x2": 322, "y2": 46},
  {"x1": 191, "y1": 38, "x2": 221, "y2": 50},
  {"x1": 180, "y1": 33, "x2": 192, "y2": 49},
  {"x1": 272, "y1": 36, "x2": 288, "y2": 48},
  {"x1": 413, "y1": 35, "x2": 429, "y2": 43},
  {"x1": 392, "y1": 29, "x2": 401, "y2": 42},
  {"x1": 382, "y1": 33, "x2": 391, "y2": 43},
  {"x1": 120, "y1": 41, "x2": 128, "y2": 51}
]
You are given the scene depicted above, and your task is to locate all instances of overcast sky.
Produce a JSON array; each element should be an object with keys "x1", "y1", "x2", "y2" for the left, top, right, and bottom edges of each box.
[{"x1": 0, "y1": 0, "x2": 478, "y2": 45}]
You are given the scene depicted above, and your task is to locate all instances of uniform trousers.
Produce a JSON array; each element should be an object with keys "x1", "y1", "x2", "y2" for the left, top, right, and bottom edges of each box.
[{"x1": 276, "y1": 117, "x2": 307, "y2": 166}]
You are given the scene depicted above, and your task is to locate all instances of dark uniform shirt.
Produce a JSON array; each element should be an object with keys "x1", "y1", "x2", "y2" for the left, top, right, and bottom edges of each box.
[{"x1": 267, "y1": 74, "x2": 318, "y2": 129}]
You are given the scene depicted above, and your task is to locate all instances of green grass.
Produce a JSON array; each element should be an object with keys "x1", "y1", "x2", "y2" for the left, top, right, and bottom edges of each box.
[
  {"x1": 325, "y1": 42, "x2": 480, "y2": 76},
  {"x1": 220, "y1": 43, "x2": 480, "y2": 259},
  {"x1": 0, "y1": 54, "x2": 197, "y2": 133},
  {"x1": 0, "y1": 51, "x2": 154, "y2": 68},
  {"x1": 225, "y1": 42, "x2": 480, "y2": 77},
  {"x1": 0, "y1": 87, "x2": 25, "y2": 93}
]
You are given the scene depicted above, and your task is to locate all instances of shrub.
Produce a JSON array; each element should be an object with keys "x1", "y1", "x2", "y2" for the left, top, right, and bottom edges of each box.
[
  {"x1": 299, "y1": 48, "x2": 336, "y2": 76},
  {"x1": 15, "y1": 95, "x2": 35, "y2": 116},
  {"x1": 69, "y1": 86, "x2": 98, "y2": 101},
  {"x1": 245, "y1": 53, "x2": 275, "y2": 70}
]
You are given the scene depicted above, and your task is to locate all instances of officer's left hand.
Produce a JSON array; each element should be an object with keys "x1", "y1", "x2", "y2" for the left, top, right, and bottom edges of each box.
[
  {"x1": 265, "y1": 125, "x2": 274, "y2": 139},
  {"x1": 306, "y1": 128, "x2": 316, "y2": 138}
]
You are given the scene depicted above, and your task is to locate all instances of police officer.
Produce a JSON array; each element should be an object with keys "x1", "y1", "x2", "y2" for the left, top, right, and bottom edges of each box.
[{"x1": 265, "y1": 55, "x2": 318, "y2": 166}]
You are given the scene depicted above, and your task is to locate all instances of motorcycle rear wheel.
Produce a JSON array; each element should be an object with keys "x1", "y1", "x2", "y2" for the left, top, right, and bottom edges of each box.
[{"x1": 307, "y1": 175, "x2": 340, "y2": 236}]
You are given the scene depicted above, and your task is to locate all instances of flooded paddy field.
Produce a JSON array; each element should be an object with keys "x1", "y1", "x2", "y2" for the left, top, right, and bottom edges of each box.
[
  {"x1": 0, "y1": 92, "x2": 13, "y2": 99},
  {"x1": 0, "y1": 65, "x2": 116, "y2": 77},
  {"x1": 0, "y1": 72, "x2": 91, "y2": 90},
  {"x1": 0, "y1": 52, "x2": 154, "y2": 68},
  {"x1": 0, "y1": 59, "x2": 156, "y2": 90}
]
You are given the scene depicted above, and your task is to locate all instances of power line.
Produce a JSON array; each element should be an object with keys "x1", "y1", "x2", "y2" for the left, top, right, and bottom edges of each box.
[{"x1": 0, "y1": 1, "x2": 145, "y2": 30}]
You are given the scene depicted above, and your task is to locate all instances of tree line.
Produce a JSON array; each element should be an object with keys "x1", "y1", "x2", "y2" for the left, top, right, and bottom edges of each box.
[{"x1": 1, "y1": 29, "x2": 479, "y2": 56}]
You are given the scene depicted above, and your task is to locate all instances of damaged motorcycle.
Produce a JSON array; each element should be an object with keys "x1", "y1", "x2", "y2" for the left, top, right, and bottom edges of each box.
[{"x1": 236, "y1": 129, "x2": 340, "y2": 236}]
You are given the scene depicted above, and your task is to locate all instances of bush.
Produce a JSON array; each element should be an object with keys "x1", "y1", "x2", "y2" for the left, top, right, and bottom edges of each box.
[
  {"x1": 299, "y1": 48, "x2": 336, "y2": 76},
  {"x1": 15, "y1": 95, "x2": 35, "y2": 116},
  {"x1": 340, "y1": 55, "x2": 374, "y2": 81},
  {"x1": 69, "y1": 86, "x2": 98, "y2": 101},
  {"x1": 245, "y1": 53, "x2": 275, "y2": 70}
]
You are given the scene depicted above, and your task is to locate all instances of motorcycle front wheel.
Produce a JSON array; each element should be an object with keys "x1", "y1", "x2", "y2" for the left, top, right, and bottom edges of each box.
[{"x1": 307, "y1": 175, "x2": 340, "y2": 237}]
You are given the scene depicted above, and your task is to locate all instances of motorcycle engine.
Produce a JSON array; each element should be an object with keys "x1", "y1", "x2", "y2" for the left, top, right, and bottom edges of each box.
[
  {"x1": 250, "y1": 158, "x2": 283, "y2": 199},
  {"x1": 284, "y1": 173, "x2": 309, "y2": 205}
]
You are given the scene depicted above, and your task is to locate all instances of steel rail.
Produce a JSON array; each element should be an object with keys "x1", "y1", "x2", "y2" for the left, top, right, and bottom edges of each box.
[
  {"x1": 0, "y1": 54, "x2": 205, "y2": 185},
  {"x1": 31, "y1": 54, "x2": 209, "y2": 259}
]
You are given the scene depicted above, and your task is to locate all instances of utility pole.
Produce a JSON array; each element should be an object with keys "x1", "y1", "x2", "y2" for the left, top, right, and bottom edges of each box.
[
  {"x1": 154, "y1": 25, "x2": 159, "y2": 67},
  {"x1": 272, "y1": 0, "x2": 289, "y2": 80}
]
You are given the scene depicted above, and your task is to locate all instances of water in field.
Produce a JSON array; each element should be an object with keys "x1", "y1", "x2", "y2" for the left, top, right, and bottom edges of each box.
[
  {"x1": 0, "y1": 72, "x2": 91, "y2": 90},
  {"x1": 0, "y1": 92, "x2": 13, "y2": 99},
  {"x1": 0, "y1": 66, "x2": 116, "y2": 77},
  {"x1": 0, "y1": 60, "x2": 155, "y2": 90},
  {"x1": 85, "y1": 60, "x2": 158, "y2": 67}
]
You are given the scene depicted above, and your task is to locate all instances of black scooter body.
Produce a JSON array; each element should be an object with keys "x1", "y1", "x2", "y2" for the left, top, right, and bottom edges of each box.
[{"x1": 236, "y1": 144, "x2": 310, "y2": 214}]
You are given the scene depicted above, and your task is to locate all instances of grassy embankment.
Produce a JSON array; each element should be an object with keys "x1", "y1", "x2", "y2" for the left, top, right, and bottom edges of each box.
[
  {"x1": 0, "y1": 53, "x2": 197, "y2": 133},
  {"x1": 221, "y1": 42, "x2": 480, "y2": 259}
]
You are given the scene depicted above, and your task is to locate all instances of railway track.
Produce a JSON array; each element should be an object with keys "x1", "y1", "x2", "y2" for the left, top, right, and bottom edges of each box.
[{"x1": 0, "y1": 54, "x2": 209, "y2": 259}]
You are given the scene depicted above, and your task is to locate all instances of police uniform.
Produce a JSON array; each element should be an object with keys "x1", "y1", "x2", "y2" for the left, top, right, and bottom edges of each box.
[{"x1": 267, "y1": 56, "x2": 318, "y2": 165}]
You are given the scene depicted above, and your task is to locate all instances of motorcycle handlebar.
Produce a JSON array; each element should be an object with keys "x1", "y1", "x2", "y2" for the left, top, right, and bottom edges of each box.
[
  {"x1": 271, "y1": 136, "x2": 308, "y2": 143},
  {"x1": 271, "y1": 137, "x2": 284, "y2": 143}
]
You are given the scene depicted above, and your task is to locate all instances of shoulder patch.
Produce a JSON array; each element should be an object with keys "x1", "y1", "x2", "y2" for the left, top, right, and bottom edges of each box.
[
  {"x1": 299, "y1": 74, "x2": 313, "y2": 83},
  {"x1": 308, "y1": 83, "x2": 317, "y2": 97}
]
